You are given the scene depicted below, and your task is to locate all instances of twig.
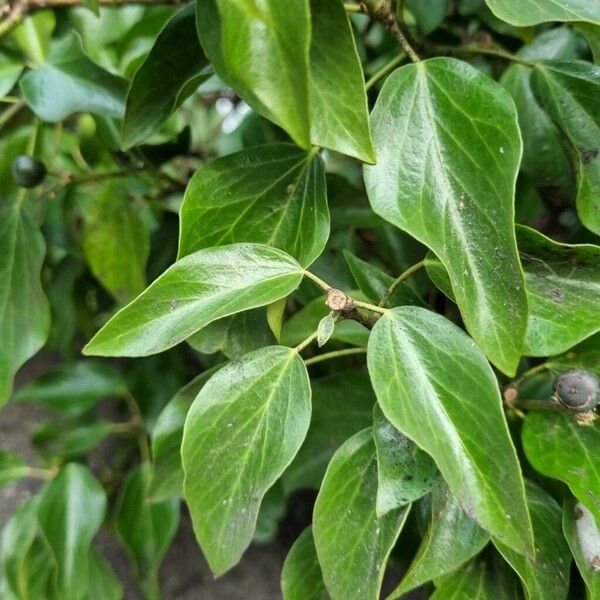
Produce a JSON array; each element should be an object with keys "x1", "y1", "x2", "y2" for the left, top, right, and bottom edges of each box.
[
  {"x1": 379, "y1": 259, "x2": 427, "y2": 307},
  {"x1": 429, "y1": 44, "x2": 533, "y2": 67},
  {"x1": 365, "y1": 52, "x2": 406, "y2": 91}
]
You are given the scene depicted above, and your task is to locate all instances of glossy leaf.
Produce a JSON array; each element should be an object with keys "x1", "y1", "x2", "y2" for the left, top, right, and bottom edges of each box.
[
  {"x1": 83, "y1": 243, "x2": 304, "y2": 357},
  {"x1": 283, "y1": 371, "x2": 374, "y2": 493},
  {"x1": 20, "y1": 33, "x2": 127, "y2": 121},
  {"x1": 494, "y1": 480, "x2": 571, "y2": 600},
  {"x1": 37, "y1": 463, "x2": 107, "y2": 600},
  {"x1": 122, "y1": 4, "x2": 208, "y2": 147},
  {"x1": 391, "y1": 483, "x2": 490, "y2": 597},
  {"x1": 114, "y1": 465, "x2": 179, "y2": 596},
  {"x1": 406, "y1": 0, "x2": 449, "y2": 34},
  {"x1": 485, "y1": 0, "x2": 600, "y2": 26},
  {"x1": 367, "y1": 307, "x2": 533, "y2": 556},
  {"x1": 83, "y1": 180, "x2": 150, "y2": 303},
  {"x1": 149, "y1": 367, "x2": 221, "y2": 502},
  {"x1": 364, "y1": 58, "x2": 527, "y2": 375},
  {"x1": 373, "y1": 405, "x2": 437, "y2": 516},
  {"x1": 308, "y1": 0, "x2": 374, "y2": 163},
  {"x1": 182, "y1": 346, "x2": 311, "y2": 575},
  {"x1": 0, "y1": 451, "x2": 28, "y2": 489},
  {"x1": 531, "y1": 61, "x2": 600, "y2": 234},
  {"x1": 313, "y1": 428, "x2": 410, "y2": 600},
  {"x1": 517, "y1": 226, "x2": 600, "y2": 356},
  {"x1": 563, "y1": 496, "x2": 600, "y2": 599},
  {"x1": 522, "y1": 410, "x2": 600, "y2": 527},
  {"x1": 178, "y1": 144, "x2": 328, "y2": 267},
  {"x1": 281, "y1": 527, "x2": 329, "y2": 600},
  {"x1": 0, "y1": 201, "x2": 50, "y2": 406}
]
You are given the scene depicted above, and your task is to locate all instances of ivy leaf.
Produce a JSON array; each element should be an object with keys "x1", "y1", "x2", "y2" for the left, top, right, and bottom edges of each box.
[
  {"x1": 517, "y1": 226, "x2": 600, "y2": 357},
  {"x1": 390, "y1": 483, "x2": 490, "y2": 598},
  {"x1": 178, "y1": 144, "x2": 328, "y2": 267},
  {"x1": 114, "y1": 465, "x2": 179, "y2": 597},
  {"x1": 182, "y1": 346, "x2": 311, "y2": 575},
  {"x1": 563, "y1": 496, "x2": 600, "y2": 599},
  {"x1": 282, "y1": 371, "x2": 374, "y2": 493},
  {"x1": 367, "y1": 307, "x2": 533, "y2": 556},
  {"x1": 122, "y1": 4, "x2": 209, "y2": 148},
  {"x1": 0, "y1": 201, "x2": 50, "y2": 407},
  {"x1": 281, "y1": 527, "x2": 330, "y2": 600},
  {"x1": 20, "y1": 33, "x2": 127, "y2": 121},
  {"x1": 308, "y1": 0, "x2": 374, "y2": 163},
  {"x1": 313, "y1": 428, "x2": 410, "y2": 600},
  {"x1": 484, "y1": 0, "x2": 600, "y2": 26},
  {"x1": 522, "y1": 411, "x2": 600, "y2": 527},
  {"x1": 82, "y1": 243, "x2": 304, "y2": 357},
  {"x1": 531, "y1": 61, "x2": 600, "y2": 235},
  {"x1": 149, "y1": 366, "x2": 221, "y2": 502},
  {"x1": 494, "y1": 480, "x2": 571, "y2": 600},
  {"x1": 364, "y1": 58, "x2": 527, "y2": 375},
  {"x1": 37, "y1": 464, "x2": 107, "y2": 600},
  {"x1": 82, "y1": 180, "x2": 150, "y2": 304}
]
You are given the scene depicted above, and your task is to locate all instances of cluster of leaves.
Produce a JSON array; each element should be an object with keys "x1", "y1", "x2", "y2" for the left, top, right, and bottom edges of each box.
[{"x1": 0, "y1": 0, "x2": 599, "y2": 598}]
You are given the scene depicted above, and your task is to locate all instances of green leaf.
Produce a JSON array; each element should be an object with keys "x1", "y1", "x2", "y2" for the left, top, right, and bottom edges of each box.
[
  {"x1": 522, "y1": 411, "x2": 600, "y2": 528},
  {"x1": 20, "y1": 33, "x2": 127, "y2": 122},
  {"x1": 182, "y1": 345, "x2": 311, "y2": 575},
  {"x1": 391, "y1": 483, "x2": 490, "y2": 597},
  {"x1": 178, "y1": 144, "x2": 328, "y2": 267},
  {"x1": 12, "y1": 10, "x2": 55, "y2": 64},
  {"x1": 0, "y1": 54, "x2": 23, "y2": 97},
  {"x1": 372, "y1": 404, "x2": 438, "y2": 516},
  {"x1": 364, "y1": 58, "x2": 527, "y2": 375},
  {"x1": 82, "y1": 180, "x2": 150, "y2": 304},
  {"x1": 494, "y1": 480, "x2": 571, "y2": 600},
  {"x1": 114, "y1": 465, "x2": 179, "y2": 597},
  {"x1": 198, "y1": 0, "x2": 311, "y2": 148},
  {"x1": 317, "y1": 313, "x2": 335, "y2": 347},
  {"x1": 0, "y1": 451, "x2": 28, "y2": 490},
  {"x1": 149, "y1": 366, "x2": 221, "y2": 502},
  {"x1": 87, "y1": 549, "x2": 123, "y2": 600},
  {"x1": 282, "y1": 371, "x2": 374, "y2": 493},
  {"x1": 406, "y1": 0, "x2": 449, "y2": 35},
  {"x1": 37, "y1": 464, "x2": 107, "y2": 600},
  {"x1": 431, "y1": 557, "x2": 521, "y2": 599},
  {"x1": 122, "y1": 4, "x2": 209, "y2": 147},
  {"x1": 500, "y1": 28, "x2": 578, "y2": 191},
  {"x1": 308, "y1": 0, "x2": 375, "y2": 163},
  {"x1": 563, "y1": 496, "x2": 600, "y2": 599},
  {"x1": 313, "y1": 428, "x2": 410, "y2": 600},
  {"x1": 517, "y1": 226, "x2": 600, "y2": 357},
  {"x1": 531, "y1": 61, "x2": 600, "y2": 235},
  {"x1": 485, "y1": 0, "x2": 600, "y2": 25},
  {"x1": 253, "y1": 481, "x2": 286, "y2": 543},
  {"x1": 12, "y1": 360, "x2": 126, "y2": 415},
  {"x1": 0, "y1": 201, "x2": 50, "y2": 407},
  {"x1": 576, "y1": 23, "x2": 600, "y2": 63},
  {"x1": 367, "y1": 307, "x2": 533, "y2": 556},
  {"x1": 83, "y1": 243, "x2": 304, "y2": 357},
  {"x1": 281, "y1": 527, "x2": 330, "y2": 600},
  {"x1": 266, "y1": 297, "x2": 286, "y2": 342}
]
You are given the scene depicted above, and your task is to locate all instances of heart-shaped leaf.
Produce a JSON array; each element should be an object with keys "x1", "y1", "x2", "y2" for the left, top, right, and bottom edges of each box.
[
  {"x1": 364, "y1": 57, "x2": 527, "y2": 375},
  {"x1": 83, "y1": 243, "x2": 304, "y2": 357},
  {"x1": 182, "y1": 345, "x2": 311, "y2": 575},
  {"x1": 368, "y1": 306, "x2": 533, "y2": 556}
]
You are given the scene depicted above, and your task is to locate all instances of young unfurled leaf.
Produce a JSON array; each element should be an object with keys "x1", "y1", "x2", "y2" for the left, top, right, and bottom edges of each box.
[
  {"x1": 494, "y1": 480, "x2": 571, "y2": 600},
  {"x1": 313, "y1": 428, "x2": 410, "y2": 600},
  {"x1": 317, "y1": 313, "x2": 335, "y2": 347},
  {"x1": 281, "y1": 527, "x2": 330, "y2": 600},
  {"x1": 122, "y1": 4, "x2": 209, "y2": 147},
  {"x1": 0, "y1": 201, "x2": 50, "y2": 407},
  {"x1": 368, "y1": 307, "x2": 533, "y2": 556},
  {"x1": 485, "y1": 0, "x2": 600, "y2": 26},
  {"x1": 531, "y1": 61, "x2": 600, "y2": 235},
  {"x1": 182, "y1": 346, "x2": 311, "y2": 575},
  {"x1": 83, "y1": 243, "x2": 304, "y2": 357},
  {"x1": 563, "y1": 496, "x2": 600, "y2": 599},
  {"x1": 517, "y1": 226, "x2": 600, "y2": 356},
  {"x1": 178, "y1": 144, "x2": 328, "y2": 267},
  {"x1": 37, "y1": 464, "x2": 107, "y2": 600},
  {"x1": 390, "y1": 483, "x2": 490, "y2": 598},
  {"x1": 372, "y1": 404, "x2": 438, "y2": 516},
  {"x1": 364, "y1": 58, "x2": 527, "y2": 375},
  {"x1": 20, "y1": 33, "x2": 127, "y2": 121},
  {"x1": 522, "y1": 411, "x2": 600, "y2": 527}
]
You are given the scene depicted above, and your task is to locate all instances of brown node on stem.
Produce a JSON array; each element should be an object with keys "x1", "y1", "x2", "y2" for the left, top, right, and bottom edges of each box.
[
  {"x1": 326, "y1": 288, "x2": 355, "y2": 313},
  {"x1": 503, "y1": 386, "x2": 518, "y2": 407}
]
